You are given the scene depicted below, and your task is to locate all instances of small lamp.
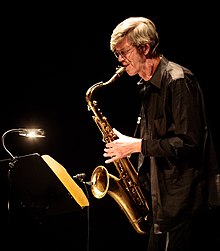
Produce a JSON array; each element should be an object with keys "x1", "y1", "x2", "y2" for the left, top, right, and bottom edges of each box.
[{"x1": 1, "y1": 128, "x2": 46, "y2": 163}]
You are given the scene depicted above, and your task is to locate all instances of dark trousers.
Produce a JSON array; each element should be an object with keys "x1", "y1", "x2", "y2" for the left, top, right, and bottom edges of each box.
[{"x1": 147, "y1": 208, "x2": 220, "y2": 251}]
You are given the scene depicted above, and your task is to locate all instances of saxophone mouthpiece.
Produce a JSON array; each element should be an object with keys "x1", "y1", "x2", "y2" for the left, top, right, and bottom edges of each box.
[{"x1": 116, "y1": 66, "x2": 126, "y2": 75}]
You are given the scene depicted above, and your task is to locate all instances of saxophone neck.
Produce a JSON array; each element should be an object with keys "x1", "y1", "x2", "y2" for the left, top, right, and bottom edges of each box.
[
  {"x1": 103, "y1": 66, "x2": 126, "y2": 86},
  {"x1": 85, "y1": 66, "x2": 125, "y2": 103},
  {"x1": 85, "y1": 81, "x2": 103, "y2": 103}
]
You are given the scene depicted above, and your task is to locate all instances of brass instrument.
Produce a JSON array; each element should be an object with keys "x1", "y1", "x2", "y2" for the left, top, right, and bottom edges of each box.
[{"x1": 86, "y1": 66, "x2": 150, "y2": 235}]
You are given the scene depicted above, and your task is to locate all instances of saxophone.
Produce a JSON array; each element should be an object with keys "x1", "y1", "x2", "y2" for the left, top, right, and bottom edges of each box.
[{"x1": 85, "y1": 66, "x2": 150, "y2": 235}]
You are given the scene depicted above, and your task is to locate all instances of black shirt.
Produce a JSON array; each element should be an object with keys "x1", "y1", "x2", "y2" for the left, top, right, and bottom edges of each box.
[{"x1": 138, "y1": 55, "x2": 219, "y2": 232}]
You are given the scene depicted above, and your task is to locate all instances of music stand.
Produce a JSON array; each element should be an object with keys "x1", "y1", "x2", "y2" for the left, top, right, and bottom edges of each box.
[{"x1": 0, "y1": 153, "x2": 89, "y2": 219}]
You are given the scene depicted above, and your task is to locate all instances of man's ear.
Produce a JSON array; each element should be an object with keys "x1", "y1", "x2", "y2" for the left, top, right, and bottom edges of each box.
[{"x1": 143, "y1": 43, "x2": 150, "y2": 56}]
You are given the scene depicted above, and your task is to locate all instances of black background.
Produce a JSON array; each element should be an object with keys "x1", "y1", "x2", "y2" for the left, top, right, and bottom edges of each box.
[{"x1": 1, "y1": 2, "x2": 219, "y2": 251}]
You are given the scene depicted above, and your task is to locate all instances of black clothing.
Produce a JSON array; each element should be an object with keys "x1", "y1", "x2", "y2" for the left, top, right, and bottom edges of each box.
[
  {"x1": 147, "y1": 208, "x2": 219, "y2": 251},
  {"x1": 137, "y1": 56, "x2": 220, "y2": 234}
]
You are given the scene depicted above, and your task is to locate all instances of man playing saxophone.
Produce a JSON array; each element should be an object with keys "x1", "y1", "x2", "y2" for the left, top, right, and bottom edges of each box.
[{"x1": 102, "y1": 17, "x2": 220, "y2": 251}]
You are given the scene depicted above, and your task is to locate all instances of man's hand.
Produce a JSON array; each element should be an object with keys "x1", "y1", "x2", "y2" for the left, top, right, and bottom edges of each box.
[{"x1": 103, "y1": 128, "x2": 142, "y2": 164}]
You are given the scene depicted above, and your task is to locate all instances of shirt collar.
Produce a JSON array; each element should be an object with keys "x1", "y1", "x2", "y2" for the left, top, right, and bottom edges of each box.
[{"x1": 137, "y1": 55, "x2": 168, "y2": 89}]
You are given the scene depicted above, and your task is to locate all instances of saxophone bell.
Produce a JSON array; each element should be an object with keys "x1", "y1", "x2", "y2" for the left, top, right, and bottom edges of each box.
[
  {"x1": 90, "y1": 165, "x2": 149, "y2": 235},
  {"x1": 91, "y1": 165, "x2": 110, "y2": 199}
]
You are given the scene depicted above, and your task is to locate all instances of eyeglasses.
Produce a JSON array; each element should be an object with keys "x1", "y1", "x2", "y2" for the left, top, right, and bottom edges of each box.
[{"x1": 114, "y1": 46, "x2": 135, "y2": 59}]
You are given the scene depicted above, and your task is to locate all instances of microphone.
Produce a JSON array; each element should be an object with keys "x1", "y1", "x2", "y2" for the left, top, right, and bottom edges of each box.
[
  {"x1": 72, "y1": 173, "x2": 93, "y2": 185},
  {"x1": 72, "y1": 173, "x2": 86, "y2": 180}
]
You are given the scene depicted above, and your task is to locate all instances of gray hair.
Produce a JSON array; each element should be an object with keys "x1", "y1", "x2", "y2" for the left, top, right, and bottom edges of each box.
[{"x1": 110, "y1": 17, "x2": 159, "y2": 56}]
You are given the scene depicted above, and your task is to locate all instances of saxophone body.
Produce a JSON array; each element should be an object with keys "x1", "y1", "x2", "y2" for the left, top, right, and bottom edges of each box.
[{"x1": 86, "y1": 66, "x2": 150, "y2": 235}]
